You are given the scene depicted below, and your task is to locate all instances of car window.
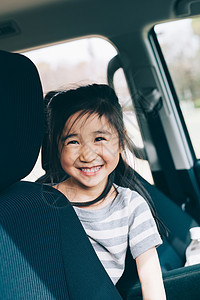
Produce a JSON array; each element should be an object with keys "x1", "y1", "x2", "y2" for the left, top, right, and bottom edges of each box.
[
  {"x1": 22, "y1": 36, "x2": 153, "y2": 183},
  {"x1": 23, "y1": 37, "x2": 117, "y2": 94},
  {"x1": 154, "y1": 17, "x2": 200, "y2": 159},
  {"x1": 113, "y1": 68, "x2": 153, "y2": 183}
]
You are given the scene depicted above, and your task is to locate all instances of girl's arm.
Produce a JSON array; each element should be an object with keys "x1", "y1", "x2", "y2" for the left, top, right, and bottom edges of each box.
[{"x1": 136, "y1": 247, "x2": 166, "y2": 300}]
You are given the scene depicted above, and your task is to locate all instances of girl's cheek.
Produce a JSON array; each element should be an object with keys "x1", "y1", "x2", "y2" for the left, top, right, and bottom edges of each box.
[
  {"x1": 102, "y1": 144, "x2": 120, "y2": 160},
  {"x1": 62, "y1": 147, "x2": 80, "y2": 160}
]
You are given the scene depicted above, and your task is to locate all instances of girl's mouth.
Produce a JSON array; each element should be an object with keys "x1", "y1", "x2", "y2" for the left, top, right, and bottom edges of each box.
[{"x1": 78, "y1": 165, "x2": 103, "y2": 175}]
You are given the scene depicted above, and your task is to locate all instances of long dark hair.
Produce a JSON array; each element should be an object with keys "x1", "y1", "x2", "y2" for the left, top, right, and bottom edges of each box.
[{"x1": 39, "y1": 84, "x2": 163, "y2": 233}]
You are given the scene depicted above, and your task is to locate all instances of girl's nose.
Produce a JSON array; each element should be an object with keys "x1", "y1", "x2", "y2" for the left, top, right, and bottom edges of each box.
[{"x1": 79, "y1": 143, "x2": 97, "y2": 162}]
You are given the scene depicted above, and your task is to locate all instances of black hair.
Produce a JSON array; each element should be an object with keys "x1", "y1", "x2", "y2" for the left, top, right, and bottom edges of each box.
[{"x1": 39, "y1": 84, "x2": 165, "y2": 234}]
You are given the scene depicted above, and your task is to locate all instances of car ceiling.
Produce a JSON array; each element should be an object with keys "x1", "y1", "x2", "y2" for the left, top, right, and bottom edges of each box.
[{"x1": 0, "y1": 0, "x2": 200, "y2": 52}]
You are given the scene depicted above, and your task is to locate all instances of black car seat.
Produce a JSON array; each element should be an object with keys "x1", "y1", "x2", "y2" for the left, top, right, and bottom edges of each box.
[{"x1": 0, "y1": 50, "x2": 122, "y2": 300}]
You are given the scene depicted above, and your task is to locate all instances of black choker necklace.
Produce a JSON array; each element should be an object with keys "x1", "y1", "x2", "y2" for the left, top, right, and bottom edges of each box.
[{"x1": 71, "y1": 184, "x2": 118, "y2": 207}]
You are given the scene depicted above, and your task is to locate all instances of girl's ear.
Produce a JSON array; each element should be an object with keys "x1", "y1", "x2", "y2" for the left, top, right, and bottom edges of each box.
[{"x1": 119, "y1": 143, "x2": 123, "y2": 154}]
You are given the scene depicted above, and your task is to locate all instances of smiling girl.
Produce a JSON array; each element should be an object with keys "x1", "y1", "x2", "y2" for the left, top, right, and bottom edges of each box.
[{"x1": 44, "y1": 84, "x2": 166, "y2": 299}]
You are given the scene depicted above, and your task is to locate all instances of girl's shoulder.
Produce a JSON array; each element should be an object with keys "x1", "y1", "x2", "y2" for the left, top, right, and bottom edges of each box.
[
  {"x1": 115, "y1": 185, "x2": 154, "y2": 223},
  {"x1": 114, "y1": 184, "x2": 147, "y2": 208}
]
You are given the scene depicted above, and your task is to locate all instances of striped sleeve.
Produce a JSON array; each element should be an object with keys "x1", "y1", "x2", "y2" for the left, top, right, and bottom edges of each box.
[{"x1": 128, "y1": 193, "x2": 162, "y2": 259}]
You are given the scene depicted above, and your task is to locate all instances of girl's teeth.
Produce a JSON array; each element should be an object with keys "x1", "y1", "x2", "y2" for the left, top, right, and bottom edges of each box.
[{"x1": 81, "y1": 166, "x2": 101, "y2": 172}]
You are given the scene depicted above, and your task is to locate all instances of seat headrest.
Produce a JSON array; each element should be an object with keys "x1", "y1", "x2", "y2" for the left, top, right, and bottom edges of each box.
[{"x1": 0, "y1": 50, "x2": 44, "y2": 190}]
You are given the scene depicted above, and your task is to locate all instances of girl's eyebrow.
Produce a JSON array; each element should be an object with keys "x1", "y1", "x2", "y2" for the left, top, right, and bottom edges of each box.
[{"x1": 93, "y1": 130, "x2": 111, "y2": 136}]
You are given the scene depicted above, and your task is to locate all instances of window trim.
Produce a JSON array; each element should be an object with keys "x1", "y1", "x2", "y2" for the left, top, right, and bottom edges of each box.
[{"x1": 149, "y1": 27, "x2": 197, "y2": 162}]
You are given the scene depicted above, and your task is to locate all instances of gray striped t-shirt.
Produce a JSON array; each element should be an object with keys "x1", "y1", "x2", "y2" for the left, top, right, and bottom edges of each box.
[{"x1": 73, "y1": 185, "x2": 162, "y2": 284}]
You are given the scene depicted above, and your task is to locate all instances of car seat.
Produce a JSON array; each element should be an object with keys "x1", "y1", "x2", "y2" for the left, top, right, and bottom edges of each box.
[{"x1": 0, "y1": 50, "x2": 122, "y2": 300}]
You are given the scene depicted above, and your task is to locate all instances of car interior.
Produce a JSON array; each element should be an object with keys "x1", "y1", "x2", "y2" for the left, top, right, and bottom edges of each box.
[{"x1": 1, "y1": 0, "x2": 200, "y2": 299}]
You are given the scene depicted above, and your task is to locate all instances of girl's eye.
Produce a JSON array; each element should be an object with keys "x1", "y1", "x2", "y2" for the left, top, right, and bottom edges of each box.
[
  {"x1": 95, "y1": 136, "x2": 106, "y2": 142},
  {"x1": 66, "y1": 140, "x2": 79, "y2": 145}
]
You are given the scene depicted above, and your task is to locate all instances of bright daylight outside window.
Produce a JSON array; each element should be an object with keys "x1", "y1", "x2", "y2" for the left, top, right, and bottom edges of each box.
[
  {"x1": 155, "y1": 18, "x2": 200, "y2": 159},
  {"x1": 22, "y1": 37, "x2": 152, "y2": 183}
]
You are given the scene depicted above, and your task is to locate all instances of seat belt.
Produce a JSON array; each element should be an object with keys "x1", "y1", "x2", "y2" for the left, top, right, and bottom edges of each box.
[
  {"x1": 52, "y1": 185, "x2": 123, "y2": 300},
  {"x1": 139, "y1": 88, "x2": 186, "y2": 206}
]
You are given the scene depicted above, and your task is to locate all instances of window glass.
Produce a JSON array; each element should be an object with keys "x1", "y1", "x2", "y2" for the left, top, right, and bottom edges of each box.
[
  {"x1": 155, "y1": 18, "x2": 200, "y2": 158},
  {"x1": 22, "y1": 36, "x2": 152, "y2": 183},
  {"x1": 114, "y1": 69, "x2": 154, "y2": 184},
  {"x1": 24, "y1": 37, "x2": 117, "y2": 94}
]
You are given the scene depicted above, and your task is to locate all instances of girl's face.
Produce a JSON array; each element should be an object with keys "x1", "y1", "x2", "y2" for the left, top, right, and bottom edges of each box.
[{"x1": 59, "y1": 111, "x2": 121, "y2": 192}]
